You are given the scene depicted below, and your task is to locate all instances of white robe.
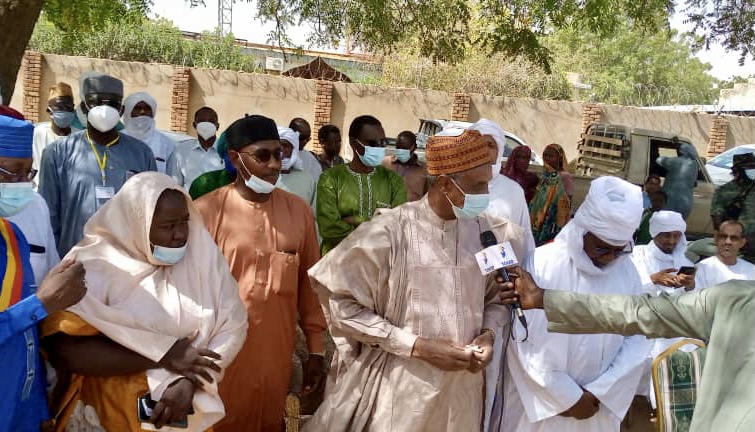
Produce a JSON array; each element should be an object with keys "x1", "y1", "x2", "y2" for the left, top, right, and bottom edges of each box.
[
  {"x1": 695, "y1": 256, "x2": 755, "y2": 289},
  {"x1": 502, "y1": 236, "x2": 648, "y2": 432},
  {"x1": 630, "y1": 241, "x2": 696, "y2": 402},
  {"x1": 483, "y1": 172, "x2": 537, "y2": 431},
  {"x1": 7, "y1": 192, "x2": 60, "y2": 287}
]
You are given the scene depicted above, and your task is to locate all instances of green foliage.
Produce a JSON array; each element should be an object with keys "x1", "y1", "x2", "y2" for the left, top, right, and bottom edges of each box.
[
  {"x1": 379, "y1": 45, "x2": 571, "y2": 100},
  {"x1": 43, "y1": 0, "x2": 151, "y2": 32},
  {"x1": 28, "y1": 16, "x2": 261, "y2": 73},
  {"x1": 683, "y1": 0, "x2": 755, "y2": 65},
  {"x1": 545, "y1": 24, "x2": 718, "y2": 106}
]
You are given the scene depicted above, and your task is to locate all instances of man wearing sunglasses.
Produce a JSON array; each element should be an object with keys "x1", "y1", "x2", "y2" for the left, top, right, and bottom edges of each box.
[
  {"x1": 195, "y1": 115, "x2": 326, "y2": 432},
  {"x1": 38, "y1": 73, "x2": 157, "y2": 257},
  {"x1": 316, "y1": 115, "x2": 407, "y2": 254},
  {"x1": 501, "y1": 176, "x2": 648, "y2": 432},
  {"x1": 32, "y1": 82, "x2": 78, "y2": 187}
]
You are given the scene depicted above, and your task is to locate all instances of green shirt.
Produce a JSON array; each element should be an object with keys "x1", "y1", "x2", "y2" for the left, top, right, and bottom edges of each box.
[
  {"x1": 316, "y1": 164, "x2": 407, "y2": 254},
  {"x1": 189, "y1": 169, "x2": 233, "y2": 200},
  {"x1": 544, "y1": 281, "x2": 755, "y2": 432}
]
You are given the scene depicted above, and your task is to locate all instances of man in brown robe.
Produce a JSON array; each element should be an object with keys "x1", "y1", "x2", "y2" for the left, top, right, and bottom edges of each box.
[
  {"x1": 195, "y1": 115, "x2": 326, "y2": 432},
  {"x1": 304, "y1": 129, "x2": 528, "y2": 431}
]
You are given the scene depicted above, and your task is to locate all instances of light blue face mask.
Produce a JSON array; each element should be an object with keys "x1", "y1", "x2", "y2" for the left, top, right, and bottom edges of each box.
[
  {"x1": 152, "y1": 243, "x2": 188, "y2": 265},
  {"x1": 0, "y1": 182, "x2": 34, "y2": 217},
  {"x1": 745, "y1": 169, "x2": 755, "y2": 181},
  {"x1": 51, "y1": 110, "x2": 75, "y2": 129},
  {"x1": 445, "y1": 177, "x2": 490, "y2": 219},
  {"x1": 395, "y1": 149, "x2": 412, "y2": 163},
  {"x1": 356, "y1": 140, "x2": 386, "y2": 167}
]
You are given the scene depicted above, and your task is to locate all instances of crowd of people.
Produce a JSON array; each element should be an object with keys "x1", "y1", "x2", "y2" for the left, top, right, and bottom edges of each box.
[{"x1": 0, "y1": 70, "x2": 754, "y2": 432}]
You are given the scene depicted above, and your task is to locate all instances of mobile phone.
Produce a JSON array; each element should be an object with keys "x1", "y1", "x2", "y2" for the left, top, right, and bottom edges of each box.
[
  {"x1": 678, "y1": 266, "x2": 696, "y2": 275},
  {"x1": 137, "y1": 393, "x2": 191, "y2": 429}
]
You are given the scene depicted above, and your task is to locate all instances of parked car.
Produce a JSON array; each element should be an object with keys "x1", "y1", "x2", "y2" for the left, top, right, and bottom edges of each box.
[
  {"x1": 705, "y1": 144, "x2": 755, "y2": 186},
  {"x1": 414, "y1": 119, "x2": 544, "y2": 166}
]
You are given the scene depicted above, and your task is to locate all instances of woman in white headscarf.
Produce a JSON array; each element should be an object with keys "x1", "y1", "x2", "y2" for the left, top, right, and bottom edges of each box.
[
  {"x1": 41, "y1": 172, "x2": 248, "y2": 432},
  {"x1": 122, "y1": 92, "x2": 176, "y2": 173}
]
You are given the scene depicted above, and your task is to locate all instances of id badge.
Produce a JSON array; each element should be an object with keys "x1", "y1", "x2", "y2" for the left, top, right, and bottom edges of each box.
[{"x1": 95, "y1": 186, "x2": 115, "y2": 209}]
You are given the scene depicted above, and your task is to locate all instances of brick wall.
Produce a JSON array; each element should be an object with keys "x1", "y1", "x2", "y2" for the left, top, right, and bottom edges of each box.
[
  {"x1": 170, "y1": 67, "x2": 191, "y2": 133},
  {"x1": 706, "y1": 116, "x2": 729, "y2": 159},
  {"x1": 581, "y1": 103, "x2": 603, "y2": 132},
  {"x1": 22, "y1": 51, "x2": 42, "y2": 122},
  {"x1": 312, "y1": 80, "x2": 334, "y2": 152},
  {"x1": 451, "y1": 92, "x2": 470, "y2": 121}
]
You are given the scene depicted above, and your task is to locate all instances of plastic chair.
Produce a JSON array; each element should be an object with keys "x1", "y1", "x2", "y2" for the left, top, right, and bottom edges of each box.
[{"x1": 651, "y1": 339, "x2": 707, "y2": 432}]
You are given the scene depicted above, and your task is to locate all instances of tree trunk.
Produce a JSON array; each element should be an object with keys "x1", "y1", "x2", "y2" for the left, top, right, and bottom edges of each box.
[{"x1": 0, "y1": 0, "x2": 44, "y2": 104}]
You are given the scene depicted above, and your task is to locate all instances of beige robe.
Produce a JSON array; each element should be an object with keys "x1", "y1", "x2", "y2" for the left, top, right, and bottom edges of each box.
[{"x1": 304, "y1": 197, "x2": 527, "y2": 431}]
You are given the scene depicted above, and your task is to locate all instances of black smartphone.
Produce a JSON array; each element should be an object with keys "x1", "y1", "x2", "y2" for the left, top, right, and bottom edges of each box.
[
  {"x1": 678, "y1": 266, "x2": 696, "y2": 275},
  {"x1": 137, "y1": 393, "x2": 191, "y2": 429}
]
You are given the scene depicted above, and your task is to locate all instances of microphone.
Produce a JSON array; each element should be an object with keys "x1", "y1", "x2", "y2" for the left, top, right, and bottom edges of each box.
[{"x1": 480, "y1": 230, "x2": 528, "y2": 329}]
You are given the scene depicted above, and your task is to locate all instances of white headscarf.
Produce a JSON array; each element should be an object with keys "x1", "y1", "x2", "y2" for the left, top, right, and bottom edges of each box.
[
  {"x1": 122, "y1": 92, "x2": 158, "y2": 141},
  {"x1": 649, "y1": 210, "x2": 686, "y2": 239},
  {"x1": 573, "y1": 176, "x2": 643, "y2": 245},
  {"x1": 558, "y1": 176, "x2": 643, "y2": 276},
  {"x1": 469, "y1": 119, "x2": 506, "y2": 179},
  {"x1": 278, "y1": 126, "x2": 300, "y2": 171}
]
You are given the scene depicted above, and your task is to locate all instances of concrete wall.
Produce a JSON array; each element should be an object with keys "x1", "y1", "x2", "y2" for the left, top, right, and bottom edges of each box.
[
  {"x1": 469, "y1": 95, "x2": 585, "y2": 160},
  {"x1": 9, "y1": 52, "x2": 755, "y2": 161},
  {"x1": 188, "y1": 68, "x2": 316, "y2": 135}
]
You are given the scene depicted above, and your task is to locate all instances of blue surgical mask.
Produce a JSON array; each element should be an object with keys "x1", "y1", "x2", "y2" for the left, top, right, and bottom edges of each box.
[
  {"x1": 395, "y1": 149, "x2": 412, "y2": 163},
  {"x1": 745, "y1": 169, "x2": 755, "y2": 181},
  {"x1": 0, "y1": 182, "x2": 35, "y2": 217},
  {"x1": 239, "y1": 157, "x2": 279, "y2": 194},
  {"x1": 356, "y1": 140, "x2": 386, "y2": 167},
  {"x1": 445, "y1": 177, "x2": 490, "y2": 219},
  {"x1": 51, "y1": 111, "x2": 75, "y2": 129},
  {"x1": 152, "y1": 243, "x2": 187, "y2": 265}
]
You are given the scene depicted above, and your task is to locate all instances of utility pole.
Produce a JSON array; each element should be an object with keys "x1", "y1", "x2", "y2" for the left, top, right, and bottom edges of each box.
[{"x1": 218, "y1": 0, "x2": 233, "y2": 36}]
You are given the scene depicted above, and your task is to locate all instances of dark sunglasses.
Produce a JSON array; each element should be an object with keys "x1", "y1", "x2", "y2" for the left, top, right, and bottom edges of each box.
[
  {"x1": 0, "y1": 166, "x2": 38, "y2": 182},
  {"x1": 237, "y1": 148, "x2": 284, "y2": 163},
  {"x1": 593, "y1": 243, "x2": 633, "y2": 257},
  {"x1": 85, "y1": 97, "x2": 122, "y2": 110}
]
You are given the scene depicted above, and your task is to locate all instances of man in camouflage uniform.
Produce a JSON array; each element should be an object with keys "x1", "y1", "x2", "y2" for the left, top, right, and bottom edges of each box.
[{"x1": 711, "y1": 152, "x2": 755, "y2": 263}]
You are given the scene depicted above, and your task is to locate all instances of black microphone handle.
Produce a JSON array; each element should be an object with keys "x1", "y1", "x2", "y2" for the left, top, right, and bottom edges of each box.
[{"x1": 497, "y1": 267, "x2": 528, "y2": 329}]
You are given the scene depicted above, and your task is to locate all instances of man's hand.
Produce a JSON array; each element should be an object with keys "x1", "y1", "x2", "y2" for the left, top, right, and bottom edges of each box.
[
  {"x1": 467, "y1": 330, "x2": 494, "y2": 373},
  {"x1": 342, "y1": 216, "x2": 357, "y2": 226},
  {"x1": 560, "y1": 390, "x2": 600, "y2": 420},
  {"x1": 504, "y1": 267, "x2": 544, "y2": 310},
  {"x1": 302, "y1": 354, "x2": 326, "y2": 396},
  {"x1": 36, "y1": 259, "x2": 87, "y2": 313},
  {"x1": 651, "y1": 268, "x2": 682, "y2": 287},
  {"x1": 411, "y1": 338, "x2": 473, "y2": 371},
  {"x1": 150, "y1": 378, "x2": 195, "y2": 429},
  {"x1": 675, "y1": 273, "x2": 696, "y2": 291},
  {"x1": 158, "y1": 331, "x2": 222, "y2": 388}
]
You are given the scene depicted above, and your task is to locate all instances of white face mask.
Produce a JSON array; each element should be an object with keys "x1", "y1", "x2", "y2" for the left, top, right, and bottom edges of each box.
[
  {"x1": 127, "y1": 115, "x2": 155, "y2": 139},
  {"x1": 196, "y1": 122, "x2": 217, "y2": 140},
  {"x1": 152, "y1": 243, "x2": 187, "y2": 265},
  {"x1": 87, "y1": 105, "x2": 121, "y2": 133},
  {"x1": 745, "y1": 169, "x2": 755, "y2": 181},
  {"x1": 239, "y1": 156, "x2": 279, "y2": 194},
  {"x1": 281, "y1": 148, "x2": 299, "y2": 171}
]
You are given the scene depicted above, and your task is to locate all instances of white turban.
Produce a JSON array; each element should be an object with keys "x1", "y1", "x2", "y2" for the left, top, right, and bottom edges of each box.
[
  {"x1": 277, "y1": 126, "x2": 300, "y2": 171},
  {"x1": 573, "y1": 176, "x2": 643, "y2": 245},
  {"x1": 649, "y1": 210, "x2": 686, "y2": 239},
  {"x1": 122, "y1": 92, "x2": 158, "y2": 141},
  {"x1": 469, "y1": 119, "x2": 506, "y2": 178}
]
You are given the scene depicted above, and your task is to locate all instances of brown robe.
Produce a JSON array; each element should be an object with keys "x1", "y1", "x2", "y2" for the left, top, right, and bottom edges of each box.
[{"x1": 196, "y1": 185, "x2": 326, "y2": 432}]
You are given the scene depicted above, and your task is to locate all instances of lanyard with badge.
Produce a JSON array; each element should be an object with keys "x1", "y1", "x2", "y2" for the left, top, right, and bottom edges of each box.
[{"x1": 87, "y1": 131, "x2": 119, "y2": 207}]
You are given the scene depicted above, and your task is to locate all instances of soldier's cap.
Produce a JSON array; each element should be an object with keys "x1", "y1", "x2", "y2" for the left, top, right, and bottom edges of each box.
[{"x1": 733, "y1": 152, "x2": 755, "y2": 169}]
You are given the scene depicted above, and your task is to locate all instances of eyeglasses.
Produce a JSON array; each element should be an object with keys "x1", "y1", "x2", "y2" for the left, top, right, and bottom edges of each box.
[
  {"x1": 0, "y1": 166, "x2": 37, "y2": 182},
  {"x1": 356, "y1": 138, "x2": 391, "y2": 148},
  {"x1": 84, "y1": 96, "x2": 122, "y2": 110},
  {"x1": 593, "y1": 243, "x2": 633, "y2": 257},
  {"x1": 237, "y1": 148, "x2": 284, "y2": 164}
]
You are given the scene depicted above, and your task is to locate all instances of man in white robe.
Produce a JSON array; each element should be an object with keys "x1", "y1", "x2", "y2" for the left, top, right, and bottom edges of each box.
[
  {"x1": 304, "y1": 129, "x2": 528, "y2": 431},
  {"x1": 696, "y1": 220, "x2": 755, "y2": 288},
  {"x1": 503, "y1": 176, "x2": 649, "y2": 432},
  {"x1": 121, "y1": 92, "x2": 175, "y2": 173},
  {"x1": 629, "y1": 210, "x2": 695, "y2": 408},
  {"x1": 470, "y1": 119, "x2": 536, "y2": 431}
]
